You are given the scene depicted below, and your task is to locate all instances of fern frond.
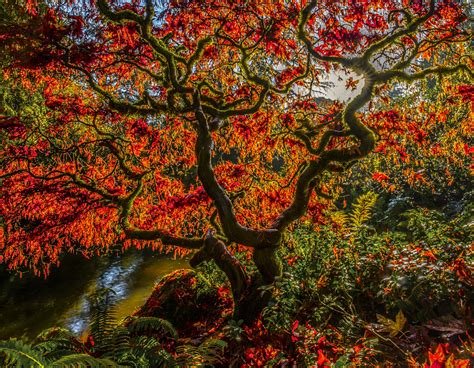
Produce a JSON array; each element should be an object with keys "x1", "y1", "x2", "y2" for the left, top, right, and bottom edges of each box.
[
  {"x1": 175, "y1": 339, "x2": 227, "y2": 366},
  {"x1": 35, "y1": 327, "x2": 76, "y2": 342},
  {"x1": 34, "y1": 339, "x2": 83, "y2": 360},
  {"x1": 126, "y1": 336, "x2": 176, "y2": 368},
  {"x1": 330, "y1": 211, "x2": 348, "y2": 228},
  {"x1": 116, "y1": 352, "x2": 148, "y2": 368},
  {"x1": 101, "y1": 326, "x2": 131, "y2": 361},
  {"x1": 127, "y1": 317, "x2": 178, "y2": 340},
  {"x1": 50, "y1": 353, "x2": 119, "y2": 367},
  {"x1": 88, "y1": 288, "x2": 117, "y2": 353},
  {"x1": 131, "y1": 335, "x2": 161, "y2": 348},
  {"x1": 0, "y1": 339, "x2": 49, "y2": 368},
  {"x1": 35, "y1": 327, "x2": 85, "y2": 358},
  {"x1": 348, "y1": 191, "x2": 378, "y2": 230},
  {"x1": 144, "y1": 349, "x2": 176, "y2": 368}
]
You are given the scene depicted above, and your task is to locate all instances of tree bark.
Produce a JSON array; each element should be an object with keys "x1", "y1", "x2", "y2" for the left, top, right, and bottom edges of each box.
[
  {"x1": 189, "y1": 230, "x2": 248, "y2": 302},
  {"x1": 189, "y1": 231, "x2": 282, "y2": 323}
]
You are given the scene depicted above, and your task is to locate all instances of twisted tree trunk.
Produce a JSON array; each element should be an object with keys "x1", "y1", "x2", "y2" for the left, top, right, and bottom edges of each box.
[{"x1": 189, "y1": 231, "x2": 282, "y2": 323}]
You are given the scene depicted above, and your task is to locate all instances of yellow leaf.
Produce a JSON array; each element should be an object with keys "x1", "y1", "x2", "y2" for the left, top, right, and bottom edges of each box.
[{"x1": 376, "y1": 310, "x2": 406, "y2": 337}]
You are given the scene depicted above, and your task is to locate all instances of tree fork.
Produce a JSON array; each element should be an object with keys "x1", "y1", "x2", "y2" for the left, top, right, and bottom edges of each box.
[
  {"x1": 189, "y1": 230, "x2": 248, "y2": 303},
  {"x1": 253, "y1": 247, "x2": 283, "y2": 284}
]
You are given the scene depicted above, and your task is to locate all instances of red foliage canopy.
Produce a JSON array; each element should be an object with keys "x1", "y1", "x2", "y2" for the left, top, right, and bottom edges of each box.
[{"x1": 0, "y1": 0, "x2": 472, "y2": 277}]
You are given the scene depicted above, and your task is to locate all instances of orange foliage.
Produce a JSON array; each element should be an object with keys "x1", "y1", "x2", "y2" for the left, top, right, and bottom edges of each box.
[{"x1": 0, "y1": 0, "x2": 472, "y2": 275}]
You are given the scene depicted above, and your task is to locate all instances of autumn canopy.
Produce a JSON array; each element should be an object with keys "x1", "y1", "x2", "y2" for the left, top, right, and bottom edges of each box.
[{"x1": 1, "y1": 0, "x2": 472, "y2": 317}]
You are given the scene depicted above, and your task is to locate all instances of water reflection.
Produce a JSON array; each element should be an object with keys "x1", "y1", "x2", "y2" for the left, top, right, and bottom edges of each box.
[{"x1": 0, "y1": 252, "x2": 187, "y2": 340}]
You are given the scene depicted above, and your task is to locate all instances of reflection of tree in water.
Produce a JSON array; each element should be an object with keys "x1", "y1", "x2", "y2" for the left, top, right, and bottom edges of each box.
[
  {"x1": 0, "y1": 252, "x2": 187, "y2": 340},
  {"x1": 0, "y1": 255, "x2": 102, "y2": 340}
]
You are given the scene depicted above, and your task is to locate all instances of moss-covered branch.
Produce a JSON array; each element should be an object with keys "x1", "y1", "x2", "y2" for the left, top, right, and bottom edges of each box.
[{"x1": 193, "y1": 92, "x2": 281, "y2": 248}]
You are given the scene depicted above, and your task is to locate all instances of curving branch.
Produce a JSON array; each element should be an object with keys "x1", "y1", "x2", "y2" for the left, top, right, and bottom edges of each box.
[
  {"x1": 272, "y1": 63, "x2": 378, "y2": 231},
  {"x1": 377, "y1": 63, "x2": 474, "y2": 83},
  {"x1": 297, "y1": 0, "x2": 351, "y2": 66},
  {"x1": 190, "y1": 230, "x2": 248, "y2": 301},
  {"x1": 101, "y1": 140, "x2": 144, "y2": 180},
  {"x1": 362, "y1": 0, "x2": 436, "y2": 60},
  {"x1": 64, "y1": 61, "x2": 163, "y2": 115},
  {"x1": 293, "y1": 128, "x2": 350, "y2": 155},
  {"x1": 271, "y1": 159, "x2": 325, "y2": 231},
  {"x1": 193, "y1": 92, "x2": 281, "y2": 248},
  {"x1": 390, "y1": 35, "x2": 420, "y2": 71}
]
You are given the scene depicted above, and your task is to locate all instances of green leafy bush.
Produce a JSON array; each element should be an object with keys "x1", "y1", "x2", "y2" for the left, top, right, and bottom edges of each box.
[{"x1": 261, "y1": 194, "x2": 472, "y2": 364}]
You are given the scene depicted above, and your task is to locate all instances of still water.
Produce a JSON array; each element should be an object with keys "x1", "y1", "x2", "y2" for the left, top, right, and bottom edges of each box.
[{"x1": 0, "y1": 252, "x2": 188, "y2": 340}]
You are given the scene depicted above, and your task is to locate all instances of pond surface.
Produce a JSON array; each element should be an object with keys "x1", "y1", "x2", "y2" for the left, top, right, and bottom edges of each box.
[{"x1": 0, "y1": 252, "x2": 188, "y2": 340}]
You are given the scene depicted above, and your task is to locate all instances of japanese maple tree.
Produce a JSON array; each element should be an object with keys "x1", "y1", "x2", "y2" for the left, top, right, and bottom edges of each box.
[{"x1": 1, "y1": 0, "x2": 472, "y2": 320}]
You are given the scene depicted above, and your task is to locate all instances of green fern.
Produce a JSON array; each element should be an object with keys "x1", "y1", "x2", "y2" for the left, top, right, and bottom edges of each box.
[
  {"x1": 128, "y1": 336, "x2": 176, "y2": 368},
  {"x1": 0, "y1": 339, "x2": 48, "y2": 368},
  {"x1": 101, "y1": 326, "x2": 131, "y2": 362},
  {"x1": 130, "y1": 335, "x2": 162, "y2": 351},
  {"x1": 127, "y1": 317, "x2": 179, "y2": 340},
  {"x1": 34, "y1": 327, "x2": 85, "y2": 359},
  {"x1": 35, "y1": 327, "x2": 76, "y2": 342},
  {"x1": 346, "y1": 191, "x2": 378, "y2": 230},
  {"x1": 34, "y1": 340, "x2": 79, "y2": 362},
  {"x1": 88, "y1": 288, "x2": 117, "y2": 354},
  {"x1": 175, "y1": 338, "x2": 227, "y2": 367},
  {"x1": 0, "y1": 339, "x2": 120, "y2": 368},
  {"x1": 49, "y1": 353, "x2": 119, "y2": 367},
  {"x1": 87, "y1": 290, "x2": 177, "y2": 366}
]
